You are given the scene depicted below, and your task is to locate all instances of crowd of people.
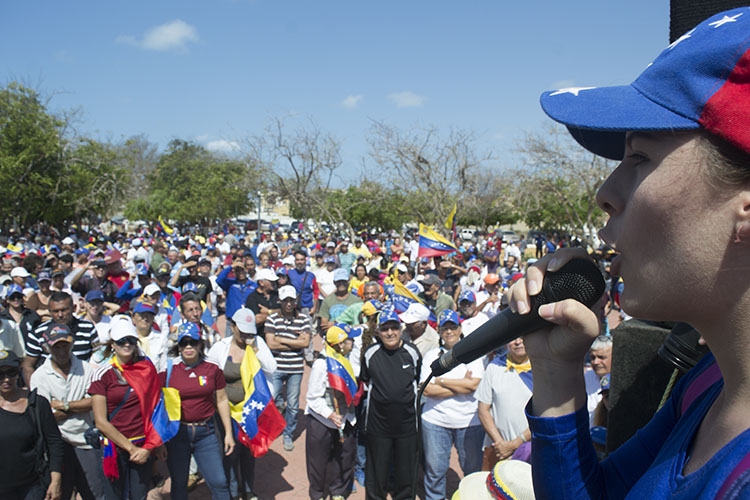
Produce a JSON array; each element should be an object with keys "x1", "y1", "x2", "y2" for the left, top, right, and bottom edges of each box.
[{"x1": 0, "y1": 222, "x2": 614, "y2": 500}]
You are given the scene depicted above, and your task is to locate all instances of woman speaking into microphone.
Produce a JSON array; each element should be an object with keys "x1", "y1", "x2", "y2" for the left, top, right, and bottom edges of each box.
[{"x1": 509, "y1": 8, "x2": 750, "y2": 498}]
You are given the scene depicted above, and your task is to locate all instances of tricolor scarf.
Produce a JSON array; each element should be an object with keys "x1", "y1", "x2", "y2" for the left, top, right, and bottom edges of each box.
[{"x1": 102, "y1": 357, "x2": 166, "y2": 479}]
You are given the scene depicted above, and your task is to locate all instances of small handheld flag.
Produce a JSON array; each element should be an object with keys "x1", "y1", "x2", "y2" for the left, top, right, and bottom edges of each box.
[
  {"x1": 157, "y1": 216, "x2": 174, "y2": 235},
  {"x1": 325, "y1": 343, "x2": 358, "y2": 405},
  {"x1": 230, "y1": 346, "x2": 285, "y2": 457}
]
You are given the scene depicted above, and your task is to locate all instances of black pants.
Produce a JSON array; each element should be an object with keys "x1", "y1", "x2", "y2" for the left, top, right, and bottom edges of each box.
[
  {"x1": 61, "y1": 442, "x2": 106, "y2": 500},
  {"x1": 365, "y1": 431, "x2": 418, "y2": 500},
  {"x1": 101, "y1": 448, "x2": 153, "y2": 500},
  {"x1": 306, "y1": 416, "x2": 356, "y2": 499}
]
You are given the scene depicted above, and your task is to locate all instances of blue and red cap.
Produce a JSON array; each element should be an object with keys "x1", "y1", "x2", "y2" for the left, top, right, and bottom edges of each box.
[
  {"x1": 458, "y1": 291, "x2": 476, "y2": 304},
  {"x1": 176, "y1": 322, "x2": 201, "y2": 342},
  {"x1": 378, "y1": 309, "x2": 401, "y2": 326},
  {"x1": 438, "y1": 309, "x2": 460, "y2": 327},
  {"x1": 133, "y1": 301, "x2": 157, "y2": 315},
  {"x1": 540, "y1": 8, "x2": 750, "y2": 160}
]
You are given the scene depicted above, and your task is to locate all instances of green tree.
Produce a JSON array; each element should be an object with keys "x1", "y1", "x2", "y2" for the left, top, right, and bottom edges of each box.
[
  {"x1": 125, "y1": 139, "x2": 260, "y2": 223},
  {"x1": 0, "y1": 83, "x2": 67, "y2": 226},
  {"x1": 512, "y1": 126, "x2": 616, "y2": 243}
]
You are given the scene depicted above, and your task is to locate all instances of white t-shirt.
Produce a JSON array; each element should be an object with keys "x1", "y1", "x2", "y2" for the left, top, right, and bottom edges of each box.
[
  {"x1": 420, "y1": 347, "x2": 485, "y2": 429},
  {"x1": 474, "y1": 361, "x2": 532, "y2": 447},
  {"x1": 314, "y1": 268, "x2": 335, "y2": 297},
  {"x1": 475, "y1": 290, "x2": 502, "y2": 318},
  {"x1": 461, "y1": 311, "x2": 490, "y2": 336},
  {"x1": 584, "y1": 368, "x2": 603, "y2": 428}
]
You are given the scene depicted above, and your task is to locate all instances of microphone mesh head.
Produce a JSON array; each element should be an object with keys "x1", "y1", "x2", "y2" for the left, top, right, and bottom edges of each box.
[{"x1": 533, "y1": 258, "x2": 606, "y2": 310}]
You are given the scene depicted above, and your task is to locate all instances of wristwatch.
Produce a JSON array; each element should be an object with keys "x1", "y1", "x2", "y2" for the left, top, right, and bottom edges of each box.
[{"x1": 63, "y1": 401, "x2": 70, "y2": 412}]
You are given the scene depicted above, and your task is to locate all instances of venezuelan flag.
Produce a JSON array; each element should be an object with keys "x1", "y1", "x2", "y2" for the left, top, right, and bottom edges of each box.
[
  {"x1": 230, "y1": 346, "x2": 285, "y2": 458},
  {"x1": 444, "y1": 203, "x2": 458, "y2": 241},
  {"x1": 418, "y1": 223, "x2": 458, "y2": 258},
  {"x1": 157, "y1": 216, "x2": 174, "y2": 235},
  {"x1": 325, "y1": 344, "x2": 357, "y2": 405},
  {"x1": 390, "y1": 277, "x2": 438, "y2": 323},
  {"x1": 6, "y1": 243, "x2": 24, "y2": 255},
  {"x1": 102, "y1": 358, "x2": 179, "y2": 478}
]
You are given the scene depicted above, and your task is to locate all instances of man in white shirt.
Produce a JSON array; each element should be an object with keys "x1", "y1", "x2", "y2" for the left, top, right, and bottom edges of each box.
[
  {"x1": 457, "y1": 291, "x2": 490, "y2": 336},
  {"x1": 30, "y1": 322, "x2": 104, "y2": 499}
]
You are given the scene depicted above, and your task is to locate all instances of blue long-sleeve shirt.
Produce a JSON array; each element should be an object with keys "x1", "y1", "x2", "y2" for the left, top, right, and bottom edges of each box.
[
  {"x1": 527, "y1": 353, "x2": 750, "y2": 499},
  {"x1": 116, "y1": 279, "x2": 142, "y2": 301},
  {"x1": 215, "y1": 266, "x2": 257, "y2": 318}
]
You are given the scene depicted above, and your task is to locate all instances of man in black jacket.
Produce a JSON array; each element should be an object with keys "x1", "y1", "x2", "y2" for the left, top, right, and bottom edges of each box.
[{"x1": 360, "y1": 310, "x2": 422, "y2": 500}]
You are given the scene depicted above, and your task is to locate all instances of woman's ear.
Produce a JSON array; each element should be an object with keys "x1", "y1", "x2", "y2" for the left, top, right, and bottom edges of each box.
[{"x1": 734, "y1": 192, "x2": 750, "y2": 243}]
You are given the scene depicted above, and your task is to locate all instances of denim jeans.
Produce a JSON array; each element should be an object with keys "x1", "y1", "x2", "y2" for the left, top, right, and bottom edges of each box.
[
  {"x1": 421, "y1": 420, "x2": 484, "y2": 500},
  {"x1": 166, "y1": 421, "x2": 230, "y2": 500},
  {"x1": 271, "y1": 371, "x2": 302, "y2": 438}
]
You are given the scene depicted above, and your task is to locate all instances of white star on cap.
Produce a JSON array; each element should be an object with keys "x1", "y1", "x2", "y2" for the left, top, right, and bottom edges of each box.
[
  {"x1": 709, "y1": 13, "x2": 743, "y2": 28},
  {"x1": 667, "y1": 28, "x2": 695, "y2": 50},
  {"x1": 550, "y1": 87, "x2": 596, "y2": 97}
]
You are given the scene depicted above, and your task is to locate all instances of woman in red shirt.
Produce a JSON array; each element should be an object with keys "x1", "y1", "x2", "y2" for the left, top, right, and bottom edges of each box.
[
  {"x1": 161, "y1": 322, "x2": 235, "y2": 500},
  {"x1": 90, "y1": 315, "x2": 168, "y2": 500}
]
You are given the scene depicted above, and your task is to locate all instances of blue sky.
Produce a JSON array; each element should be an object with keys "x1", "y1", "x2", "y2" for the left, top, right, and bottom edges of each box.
[{"x1": 2, "y1": 1, "x2": 668, "y2": 184}]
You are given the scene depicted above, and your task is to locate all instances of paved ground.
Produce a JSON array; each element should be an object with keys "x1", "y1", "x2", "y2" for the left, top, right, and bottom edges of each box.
[{"x1": 148, "y1": 310, "x2": 623, "y2": 499}]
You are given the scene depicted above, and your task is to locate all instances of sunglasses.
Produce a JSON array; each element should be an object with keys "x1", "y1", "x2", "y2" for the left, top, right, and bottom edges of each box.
[
  {"x1": 0, "y1": 368, "x2": 19, "y2": 379},
  {"x1": 178, "y1": 338, "x2": 201, "y2": 348},
  {"x1": 7, "y1": 295, "x2": 22, "y2": 301},
  {"x1": 114, "y1": 337, "x2": 138, "y2": 347}
]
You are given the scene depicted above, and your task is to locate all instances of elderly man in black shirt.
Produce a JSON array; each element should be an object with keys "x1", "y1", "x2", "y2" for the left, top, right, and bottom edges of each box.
[{"x1": 360, "y1": 310, "x2": 421, "y2": 500}]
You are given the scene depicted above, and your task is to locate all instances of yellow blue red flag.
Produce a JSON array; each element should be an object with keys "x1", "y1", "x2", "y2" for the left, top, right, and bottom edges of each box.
[
  {"x1": 157, "y1": 216, "x2": 174, "y2": 235},
  {"x1": 418, "y1": 223, "x2": 458, "y2": 258},
  {"x1": 444, "y1": 203, "x2": 457, "y2": 230},
  {"x1": 230, "y1": 346, "x2": 285, "y2": 458},
  {"x1": 325, "y1": 343, "x2": 357, "y2": 405}
]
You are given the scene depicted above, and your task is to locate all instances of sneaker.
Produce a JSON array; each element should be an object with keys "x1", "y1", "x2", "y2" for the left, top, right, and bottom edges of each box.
[
  {"x1": 186, "y1": 473, "x2": 201, "y2": 491},
  {"x1": 283, "y1": 435, "x2": 294, "y2": 451}
]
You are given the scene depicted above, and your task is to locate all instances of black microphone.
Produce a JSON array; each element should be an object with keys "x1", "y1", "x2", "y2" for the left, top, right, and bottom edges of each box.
[{"x1": 430, "y1": 258, "x2": 606, "y2": 376}]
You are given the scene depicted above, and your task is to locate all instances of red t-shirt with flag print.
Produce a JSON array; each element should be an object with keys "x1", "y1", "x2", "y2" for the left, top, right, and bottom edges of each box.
[
  {"x1": 89, "y1": 365, "x2": 146, "y2": 439},
  {"x1": 159, "y1": 359, "x2": 226, "y2": 423}
]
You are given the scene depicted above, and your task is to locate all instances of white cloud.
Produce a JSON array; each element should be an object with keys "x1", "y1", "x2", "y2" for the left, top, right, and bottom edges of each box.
[
  {"x1": 388, "y1": 91, "x2": 426, "y2": 108},
  {"x1": 341, "y1": 95, "x2": 363, "y2": 109},
  {"x1": 205, "y1": 139, "x2": 240, "y2": 153},
  {"x1": 117, "y1": 19, "x2": 198, "y2": 52}
]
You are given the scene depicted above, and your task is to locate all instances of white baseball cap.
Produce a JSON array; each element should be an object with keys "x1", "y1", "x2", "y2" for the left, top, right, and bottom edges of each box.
[
  {"x1": 231, "y1": 307, "x2": 257, "y2": 334},
  {"x1": 399, "y1": 303, "x2": 430, "y2": 324},
  {"x1": 109, "y1": 315, "x2": 138, "y2": 342},
  {"x1": 278, "y1": 285, "x2": 297, "y2": 301},
  {"x1": 255, "y1": 268, "x2": 279, "y2": 282},
  {"x1": 10, "y1": 267, "x2": 30, "y2": 278},
  {"x1": 143, "y1": 283, "x2": 161, "y2": 296}
]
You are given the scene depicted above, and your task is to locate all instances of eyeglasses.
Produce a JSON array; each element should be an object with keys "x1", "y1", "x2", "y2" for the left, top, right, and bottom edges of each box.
[
  {"x1": 0, "y1": 368, "x2": 18, "y2": 379},
  {"x1": 379, "y1": 325, "x2": 401, "y2": 332},
  {"x1": 114, "y1": 337, "x2": 138, "y2": 347},
  {"x1": 7, "y1": 295, "x2": 22, "y2": 301},
  {"x1": 178, "y1": 338, "x2": 201, "y2": 348}
]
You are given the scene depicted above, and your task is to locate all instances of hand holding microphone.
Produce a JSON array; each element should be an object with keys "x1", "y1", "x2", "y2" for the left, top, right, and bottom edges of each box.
[{"x1": 430, "y1": 250, "x2": 605, "y2": 376}]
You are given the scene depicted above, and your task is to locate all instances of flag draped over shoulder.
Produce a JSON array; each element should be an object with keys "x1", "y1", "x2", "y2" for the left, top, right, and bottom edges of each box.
[
  {"x1": 157, "y1": 216, "x2": 174, "y2": 235},
  {"x1": 230, "y1": 346, "x2": 285, "y2": 458},
  {"x1": 325, "y1": 344, "x2": 357, "y2": 405},
  {"x1": 418, "y1": 223, "x2": 458, "y2": 258},
  {"x1": 103, "y1": 358, "x2": 179, "y2": 479}
]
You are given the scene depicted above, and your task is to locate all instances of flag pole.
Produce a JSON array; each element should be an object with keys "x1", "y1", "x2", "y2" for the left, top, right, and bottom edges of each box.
[{"x1": 332, "y1": 397, "x2": 345, "y2": 443}]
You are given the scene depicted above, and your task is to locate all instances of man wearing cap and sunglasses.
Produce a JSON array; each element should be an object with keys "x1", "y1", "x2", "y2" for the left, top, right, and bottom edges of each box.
[
  {"x1": 1, "y1": 283, "x2": 41, "y2": 346},
  {"x1": 360, "y1": 309, "x2": 422, "y2": 500},
  {"x1": 23, "y1": 291, "x2": 98, "y2": 385},
  {"x1": 30, "y1": 322, "x2": 106, "y2": 499}
]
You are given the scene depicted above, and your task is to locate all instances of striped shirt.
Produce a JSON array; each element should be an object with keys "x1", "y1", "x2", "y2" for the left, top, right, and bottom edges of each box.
[
  {"x1": 264, "y1": 311, "x2": 310, "y2": 374},
  {"x1": 26, "y1": 317, "x2": 98, "y2": 361}
]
